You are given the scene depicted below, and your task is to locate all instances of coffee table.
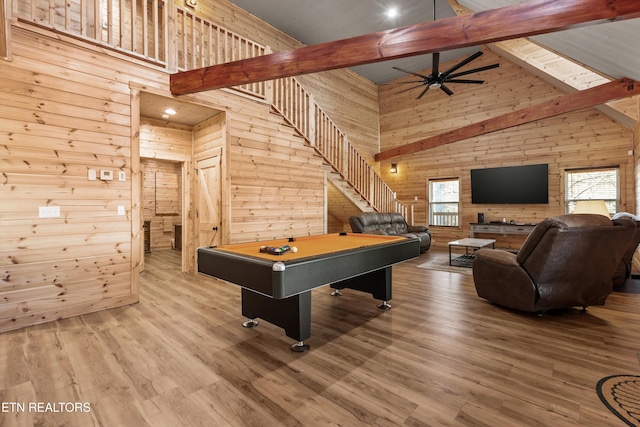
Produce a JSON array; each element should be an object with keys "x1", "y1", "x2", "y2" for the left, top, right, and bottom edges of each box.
[{"x1": 448, "y1": 238, "x2": 496, "y2": 267}]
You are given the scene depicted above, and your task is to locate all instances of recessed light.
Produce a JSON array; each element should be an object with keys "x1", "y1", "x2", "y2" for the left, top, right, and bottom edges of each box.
[
  {"x1": 386, "y1": 7, "x2": 398, "y2": 19},
  {"x1": 164, "y1": 108, "x2": 177, "y2": 115}
]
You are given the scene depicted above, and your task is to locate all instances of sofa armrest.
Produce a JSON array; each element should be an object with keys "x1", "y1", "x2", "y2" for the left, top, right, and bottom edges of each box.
[
  {"x1": 348, "y1": 216, "x2": 365, "y2": 233},
  {"x1": 475, "y1": 248, "x2": 518, "y2": 267},
  {"x1": 473, "y1": 248, "x2": 536, "y2": 311},
  {"x1": 407, "y1": 225, "x2": 429, "y2": 233}
]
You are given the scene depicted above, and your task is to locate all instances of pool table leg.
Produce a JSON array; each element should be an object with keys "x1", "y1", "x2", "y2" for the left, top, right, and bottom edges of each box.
[
  {"x1": 241, "y1": 288, "x2": 312, "y2": 351},
  {"x1": 329, "y1": 266, "x2": 392, "y2": 309}
]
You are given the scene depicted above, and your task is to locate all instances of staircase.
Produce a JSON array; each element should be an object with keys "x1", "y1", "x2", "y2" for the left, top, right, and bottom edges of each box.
[{"x1": 268, "y1": 77, "x2": 410, "y2": 221}]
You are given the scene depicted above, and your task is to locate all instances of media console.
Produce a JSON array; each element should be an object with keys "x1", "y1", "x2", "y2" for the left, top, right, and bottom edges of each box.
[{"x1": 470, "y1": 223, "x2": 536, "y2": 238}]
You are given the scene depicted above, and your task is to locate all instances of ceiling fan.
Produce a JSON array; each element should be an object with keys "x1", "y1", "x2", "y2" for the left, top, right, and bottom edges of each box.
[
  {"x1": 392, "y1": 51, "x2": 500, "y2": 99},
  {"x1": 389, "y1": 0, "x2": 499, "y2": 99}
]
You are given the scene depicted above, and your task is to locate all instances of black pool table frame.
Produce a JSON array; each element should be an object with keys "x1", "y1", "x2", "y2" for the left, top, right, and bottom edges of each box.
[{"x1": 197, "y1": 235, "x2": 419, "y2": 352}]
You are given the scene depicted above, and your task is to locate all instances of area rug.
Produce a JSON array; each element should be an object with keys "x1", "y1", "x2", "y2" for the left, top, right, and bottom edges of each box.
[
  {"x1": 417, "y1": 252, "x2": 472, "y2": 275},
  {"x1": 596, "y1": 374, "x2": 640, "y2": 426}
]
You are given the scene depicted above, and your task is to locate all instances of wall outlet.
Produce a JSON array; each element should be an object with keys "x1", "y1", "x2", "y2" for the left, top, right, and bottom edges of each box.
[
  {"x1": 117, "y1": 206, "x2": 125, "y2": 216},
  {"x1": 39, "y1": 206, "x2": 60, "y2": 218},
  {"x1": 118, "y1": 171, "x2": 126, "y2": 181}
]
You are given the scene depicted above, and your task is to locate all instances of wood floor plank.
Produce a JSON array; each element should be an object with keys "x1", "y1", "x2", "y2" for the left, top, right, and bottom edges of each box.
[{"x1": 0, "y1": 248, "x2": 638, "y2": 426}]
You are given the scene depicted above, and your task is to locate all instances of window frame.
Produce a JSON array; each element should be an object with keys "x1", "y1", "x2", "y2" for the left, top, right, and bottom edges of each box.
[
  {"x1": 564, "y1": 166, "x2": 620, "y2": 215},
  {"x1": 428, "y1": 177, "x2": 460, "y2": 227}
]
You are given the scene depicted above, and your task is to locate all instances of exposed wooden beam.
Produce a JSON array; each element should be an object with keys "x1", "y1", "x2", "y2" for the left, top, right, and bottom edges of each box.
[
  {"x1": 375, "y1": 78, "x2": 640, "y2": 161},
  {"x1": 170, "y1": 0, "x2": 640, "y2": 95}
]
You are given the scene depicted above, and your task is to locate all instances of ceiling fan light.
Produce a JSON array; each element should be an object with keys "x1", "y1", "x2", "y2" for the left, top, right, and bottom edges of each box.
[{"x1": 429, "y1": 82, "x2": 441, "y2": 89}]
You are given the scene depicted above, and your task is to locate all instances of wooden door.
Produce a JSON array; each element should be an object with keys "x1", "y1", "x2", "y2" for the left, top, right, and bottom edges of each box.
[{"x1": 196, "y1": 155, "x2": 222, "y2": 248}]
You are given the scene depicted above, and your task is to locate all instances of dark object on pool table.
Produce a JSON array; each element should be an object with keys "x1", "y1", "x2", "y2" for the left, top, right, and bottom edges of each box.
[{"x1": 259, "y1": 245, "x2": 290, "y2": 255}]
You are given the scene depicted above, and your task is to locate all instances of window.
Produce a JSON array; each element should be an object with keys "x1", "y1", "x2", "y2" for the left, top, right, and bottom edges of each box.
[
  {"x1": 429, "y1": 178, "x2": 459, "y2": 226},
  {"x1": 565, "y1": 167, "x2": 619, "y2": 214}
]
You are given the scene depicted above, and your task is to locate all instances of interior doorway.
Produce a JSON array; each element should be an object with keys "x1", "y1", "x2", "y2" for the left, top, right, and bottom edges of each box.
[
  {"x1": 135, "y1": 90, "x2": 226, "y2": 275},
  {"x1": 141, "y1": 158, "x2": 184, "y2": 253}
]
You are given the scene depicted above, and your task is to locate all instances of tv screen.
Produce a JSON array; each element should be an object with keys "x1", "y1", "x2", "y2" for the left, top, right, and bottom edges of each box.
[{"x1": 471, "y1": 164, "x2": 548, "y2": 204}]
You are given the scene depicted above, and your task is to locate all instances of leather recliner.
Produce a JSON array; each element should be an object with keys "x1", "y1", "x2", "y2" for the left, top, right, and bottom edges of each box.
[
  {"x1": 611, "y1": 212, "x2": 640, "y2": 288},
  {"x1": 349, "y1": 212, "x2": 431, "y2": 253},
  {"x1": 472, "y1": 214, "x2": 635, "y2": 313}
]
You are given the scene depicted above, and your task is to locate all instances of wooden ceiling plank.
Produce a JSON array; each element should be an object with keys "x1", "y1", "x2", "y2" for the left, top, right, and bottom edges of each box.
[
  {"x1": 170, "y1": 0, "x2": 640, "y2": 95},
  {"x1": 374, "y1": 78, "x2": 640, "y2": 161}
]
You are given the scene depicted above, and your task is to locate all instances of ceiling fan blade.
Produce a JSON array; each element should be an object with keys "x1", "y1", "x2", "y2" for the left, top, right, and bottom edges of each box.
[
  {"x1": 445, "y1": 79, "x2": 485, "y2": 84},
  {"x1": 440, "y1": 51, "x2": 484, "y2": 78},
  {"x1": 440, "y1": 83, "x2": 454, "y2": 96},
  {"x1": 447, "y1": 63, "x2": 500, "y2": 79},
  {"x1": 416, "y1": 85, "x2": 430, "y2": 99},
  {"x1": 432, "y1": 52, "x2": 440, "y2": 76},
  {"x1": 392, "y1": 66, "x2": 430, "y2": 79},
  {"x1": 396, "y1": 84, "x2": 426, "y2": 94},
  {"x1": 382, "y1": 80, "x2": 428, "y2": 85}
]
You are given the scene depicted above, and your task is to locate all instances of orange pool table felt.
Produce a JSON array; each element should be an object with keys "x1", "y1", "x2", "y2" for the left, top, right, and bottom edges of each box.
[{"x1": 215, "y1": 233, "x2": 407, "y2": 261}]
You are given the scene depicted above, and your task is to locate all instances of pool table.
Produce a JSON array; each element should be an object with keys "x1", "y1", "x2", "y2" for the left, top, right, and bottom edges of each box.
[{"x1": 197, "y1": 233, "x2": 420, "y2": 351}]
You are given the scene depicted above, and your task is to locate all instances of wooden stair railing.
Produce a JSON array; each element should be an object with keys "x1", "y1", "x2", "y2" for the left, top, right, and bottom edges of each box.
[
  {"x1": 8, "y1": 0, "x2": 410, "y2": 221},
  {"x1": 270, "y1": 77, "x2": 410, "y2": 220}
]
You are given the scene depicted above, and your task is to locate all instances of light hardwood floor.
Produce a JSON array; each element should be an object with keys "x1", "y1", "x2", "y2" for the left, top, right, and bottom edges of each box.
[{"x1": 1, "y1": 248, "x2": 639, "y2": 426}]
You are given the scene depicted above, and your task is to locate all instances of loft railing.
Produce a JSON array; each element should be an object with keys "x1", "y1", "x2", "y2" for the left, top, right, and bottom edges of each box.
[
  {"x1": 174, "y1": 6, "x2": 267, "y2": 96},
  {"x1": 7, "y1": 0, "x2": 410, "y2": 221},
  {"x1": 11, "y1": 0, "x2": 170, "y2": 65}
]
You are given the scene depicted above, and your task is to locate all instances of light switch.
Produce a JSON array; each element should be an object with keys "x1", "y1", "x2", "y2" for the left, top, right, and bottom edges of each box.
[
  {"x1": 88, "y1": 169, "x2": 97, "y2": 181},
  {"x1": 39, "y1": 206, "x2": 60, "y2": 218},
  {"x1": 117, "y1": 206, "x2": 125, "y2": 216}
]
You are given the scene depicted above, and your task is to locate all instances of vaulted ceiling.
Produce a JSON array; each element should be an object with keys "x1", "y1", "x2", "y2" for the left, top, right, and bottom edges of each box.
[{"x1": 227, "y1": 0, "x2": 640, "y2": 85}]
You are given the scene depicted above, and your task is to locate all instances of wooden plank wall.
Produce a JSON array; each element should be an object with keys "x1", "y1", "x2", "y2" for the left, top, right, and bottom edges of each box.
[
  {"x1": 140, "y1": 118, "x2": 193, "y2": 161},
  {"x1": 0, "y1": 17, "x2": 331, "y2": 330},
  {"x1": 0, "y1": 27, "x2": 145, "y2": 331},
  {"x1": 226, "y1": 106, "x2": 326, "y2": 242},
  {"x1": 379, "y1": 48, "x2": 636, "y2": 248}
]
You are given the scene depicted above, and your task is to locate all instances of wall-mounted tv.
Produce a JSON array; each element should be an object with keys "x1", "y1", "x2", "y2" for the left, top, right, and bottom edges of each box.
[{"x1": 471, "y1": 164, "x2": 549, "y2": 204}]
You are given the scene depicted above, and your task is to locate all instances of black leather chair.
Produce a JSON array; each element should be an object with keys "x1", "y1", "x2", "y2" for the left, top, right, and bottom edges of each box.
[{"x1": 472, "y1": 214, "x2": 635, "y2": 313}]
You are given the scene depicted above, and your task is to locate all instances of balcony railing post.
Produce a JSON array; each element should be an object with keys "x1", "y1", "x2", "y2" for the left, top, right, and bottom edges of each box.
[
  {"x1": 308, "y1": 92, "x2": 316, "y2": 147},
  {"x1": 166, "y1": 3, "x2": 177, "y2": 72},
  {"x1": 1, "y1": 0, "x2": 10, "y2": 60}
]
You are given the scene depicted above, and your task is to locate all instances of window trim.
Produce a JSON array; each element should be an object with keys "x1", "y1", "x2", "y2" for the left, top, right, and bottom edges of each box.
[
  {"x1": 428, "y1": 177, "x2": 460, "y2": 227},
  {"x1": 563, "y1": 166, "x2": 620, "y2": 215}
]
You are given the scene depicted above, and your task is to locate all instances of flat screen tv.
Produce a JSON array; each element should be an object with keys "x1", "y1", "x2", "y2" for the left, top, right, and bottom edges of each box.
[{"x1": 471, "y1": 164, "x2": 548, "y2": 204}]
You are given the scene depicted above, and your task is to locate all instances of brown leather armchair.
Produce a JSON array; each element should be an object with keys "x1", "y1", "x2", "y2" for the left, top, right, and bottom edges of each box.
[
  {"x1": 472, "y1": 214, "x2": 635, "y2": 313},
  {"x1": 611, "y1": 212, "x2": 640, "y2": 288}
]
